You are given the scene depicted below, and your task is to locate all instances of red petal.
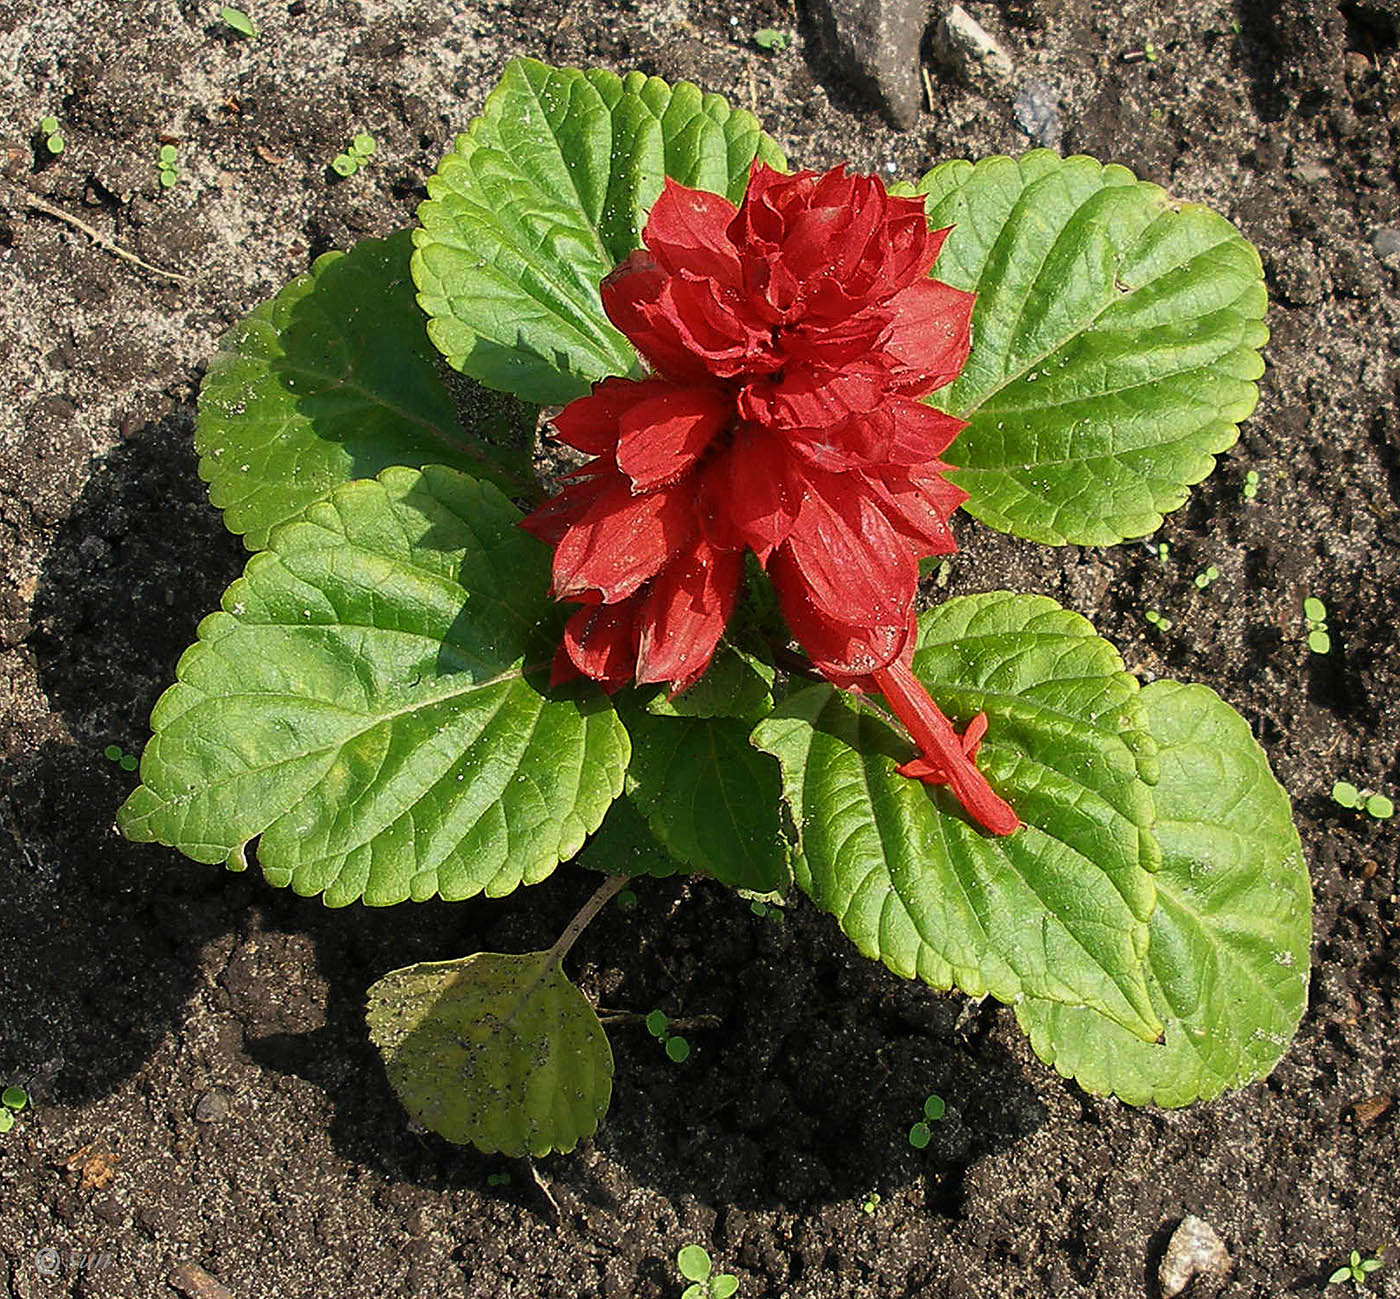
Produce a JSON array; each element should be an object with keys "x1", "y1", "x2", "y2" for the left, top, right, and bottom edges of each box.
[
  {"x1": 779, "y1": 467, "x2": 916, "y2": 629},
  {"x1": 882, "y1": 277, "x2": 975, "y2": 395},
  {"x1": 551, "y1": 472, "x2": 696, "y2": 601},
  {"x1": 868, "y1": 470, "x2": 966, "y2": 554},
  {"x1": 873, "y1": 659, "x2": 1018, "y2": 835},
  {"x1": 520, "y1": 467, "x2": 612, "y2": 548},
  {"x1": 769, "y1": 554, "x2": 910, "y2": 679},
  {"x1": 558, "y1": 598, "x2": 642, "y2": 691},
  {"x1": 659, "y1": 273, "x2": 776, "y2": 375},
  {"x1": 699, "y1": 429, "x2": 798, "y2": 560},
  {"x1": 553, "y1": 376, "x2": 655, "y2": 455},
  {"x1": 644, "y1": 178, "x2": 742, "y2": 285},
  {"x1": 885, "y1": 398, "x2": 967, "y2": 464},
  {"x1": 601, "y1": 251, "x2": 711, "y2": 381},
  {"x1": 635, "y1": 542, "x2": 743, "y2": 689},
  {"x1": 615, "y1": 382, "x2": 732, "y2": 491}
]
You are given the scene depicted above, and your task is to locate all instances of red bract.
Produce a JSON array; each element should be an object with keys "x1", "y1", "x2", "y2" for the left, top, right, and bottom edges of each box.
[{"x1": 522, "y1": 162, "x2": 1018, "y2": 836}]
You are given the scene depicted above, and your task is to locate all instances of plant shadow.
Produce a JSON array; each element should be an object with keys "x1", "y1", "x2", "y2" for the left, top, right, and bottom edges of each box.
[{"x1": 21, "y1": 411, "x2": 1045, "y2": 1213}]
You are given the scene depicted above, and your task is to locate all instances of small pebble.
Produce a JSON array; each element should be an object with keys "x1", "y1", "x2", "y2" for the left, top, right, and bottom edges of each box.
[
  {"x1": 193, "y1": 1089, "x2": 230, "y2": 1124},
  {"x1": 933, "y1": 5, "x2": 1015, "y2": 87},
  {"x1": 1159, "y1": 1215, "x2": 1232, "y2": 1298},
  {"x1": 1372, "y1": 227, "x2": 1400, "y2": 270},
  {"x1": 1014, "y1": 80, "x2": 1061, "y2": 148}
]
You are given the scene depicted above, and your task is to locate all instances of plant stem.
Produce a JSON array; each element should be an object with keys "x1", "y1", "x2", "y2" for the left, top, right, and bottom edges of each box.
[{"x1": 545, "y1": 874, "x2": 627, "y2": 968}]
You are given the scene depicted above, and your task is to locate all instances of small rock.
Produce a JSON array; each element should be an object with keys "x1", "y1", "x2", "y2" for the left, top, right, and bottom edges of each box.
[
  {"x1": 932, "y1": 5, "x2": 1015, "y2": 89},
  {"x1": 1014, "y1": 81, "x2": 1061, "y2": 148},
  {"x1": 1372, "y1": 227, "x2": 1400, "y2": 270},
  {"x1": 807, "y1": 0, "x2": 928, "y2": 129},
  {"x1": 1159, "y1": 1216, "x2": 1233, "y2": 1298},
  {"x1": 168, "y1": 1261, "x2": 234, "y2": 1299},
  {"x1": 193, "y1": 1089, "x2": 230, "y2": 1124},
  {"x1": 1294, "y1": 160, "x2": 1330, "y2": 183}
]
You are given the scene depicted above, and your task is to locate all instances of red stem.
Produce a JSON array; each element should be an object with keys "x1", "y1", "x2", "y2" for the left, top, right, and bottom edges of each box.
[{"x1": 870, "y1": 660, "x2": 1019, "y2": 836}]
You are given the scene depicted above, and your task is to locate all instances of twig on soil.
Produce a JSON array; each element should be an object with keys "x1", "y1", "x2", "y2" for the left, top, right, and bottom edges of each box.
[
  {"x1": 528, "y1": 1160, "x2": 562, "y2": 1220},
  {"x1": 3, "y1": 180, "x2": 193, "y2": 285},
  {"x1": 595, "y1": 1010, "x2": 722, "y2": 1030}
]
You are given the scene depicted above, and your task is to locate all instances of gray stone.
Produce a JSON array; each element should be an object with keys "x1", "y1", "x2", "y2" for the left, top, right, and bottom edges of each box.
[
  {"x1": 1013, "y1": 80, "x2": 1061, "y2": 148},
  {"x1": 807, "y1": 0, "x2": 927, "y2": 130},
  {"x1": 1372, "y1": 226, "x2": 1400, "y2": 270},
  {"x1": 193, "y1": 1088, "x2": 230, "y2": 1124},
  {"x1": 932, "y1": 5, "x2": 1015, "y2": 89},
  {"x1": 1158, "y1": 1216, "x2": 1232, "y2": 1298}
]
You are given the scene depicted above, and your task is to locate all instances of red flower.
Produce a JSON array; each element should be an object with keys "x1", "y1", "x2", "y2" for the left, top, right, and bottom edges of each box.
[{"x1": 522, "y1": 163, "x2": 1018, "y2": 836}]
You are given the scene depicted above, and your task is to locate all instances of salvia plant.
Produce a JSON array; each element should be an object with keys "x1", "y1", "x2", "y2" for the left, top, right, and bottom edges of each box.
[{"x1": 118, "y1": 59, "x2": 1311, "y2": 1157}]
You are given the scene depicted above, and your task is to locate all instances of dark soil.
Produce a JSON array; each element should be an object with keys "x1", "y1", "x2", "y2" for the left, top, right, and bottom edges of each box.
[{"x1": 2, "y1": 0, "x2": 1399, "y2": 1296}]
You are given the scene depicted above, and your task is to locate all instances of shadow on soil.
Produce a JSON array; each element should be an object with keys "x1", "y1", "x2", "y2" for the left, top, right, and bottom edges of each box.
[{"x1": 17, "y1": 415, "x2": 1045, "y2": 1211}]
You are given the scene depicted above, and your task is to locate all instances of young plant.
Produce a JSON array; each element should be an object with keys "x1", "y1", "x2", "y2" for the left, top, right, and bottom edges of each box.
[
  {"x1": 331, "y1": 132, "x2": 376, "y2": 177},
  {"x1": 117, "y1": 59, "x2": 1311, "y2": 1157},
  {"x1": 157, "y1": 144, "x2": 180, "y2": 189},
  {"x1": 1304, "y1": 596, "x2": 1331, "y2": 654},
  {"x1": 219, "y1": 6, "x2": 257, "y2": 38},
  {"x1": 1331, "y1": 781, "x2": 1393, "y2": 820},
  {"x1": 37, "y1": 115, "x2": 64, "y2": 155},
  {"x1": 0, "y1": 1086, "x2": 30, "y2": 1134},
  {"x1": 677, "y1": 1246, "x2": 738, "y2": 1299},
  {"x1": 1328, "y1": 1250, "x2": 1383, "y2": 1290},
  {"x1": 753, "y1": 28, "x2": 792, "y2": 52}
]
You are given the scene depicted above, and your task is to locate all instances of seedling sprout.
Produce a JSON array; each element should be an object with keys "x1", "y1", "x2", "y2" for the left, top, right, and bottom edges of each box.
[
  {"x1": 1328, "y1": 1249, "x2": 1383, "y2": 1289},
  {"x1": 1304, "y1": 597, "x2": 1330, "y2": 654},
  {"x1": 37, "y1": 115, "x2": 64, "y2": 155},
  {"x1": 753, "y1": 29, "x2": 792, "y2": 52},
  {"x1": 1144, "y1": 609, "x2": 1172, "y2": 632},
  {"x1": 332, "y1": 132, "x2": 376, "y2": 177},
  {"x1": 1193, "y1": 565, "x2": 1220, "y2": 591},
  {"x1": 677, "y1": 1245, "x2": 739, "y2": 1299},
  {"x1": 220, "y1": 6, "x2": 257, "y2": 38},
  {"x1": 1242, "y1": 469, "x2": 1261, "y2": 500},
  {"x1": 158, "y1": 143, "x2": 180, "y2": 189},
  {"x1": 1330, "y1": 781, "x2": 1393, "y2": 820}
]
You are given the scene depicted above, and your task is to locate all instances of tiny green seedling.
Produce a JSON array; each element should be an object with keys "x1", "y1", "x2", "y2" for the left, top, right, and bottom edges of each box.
[
  {"x1": 645, "y1": 1009, "x2": 692, "y2": 1063},
  {"x1": 331, "y1": 132, "x2": 377, "y2": 178},
  {"x1": 1143, "y1": 39, "x2": 1159, "y2": 61},
  {"x1": 0, "y1": 1086, "x2": 30, "y2": 1134},
  {"x1": 157, "y1": 143, "x2": 180, "y2": 189},
  {"x1": 1193, "y1": 565, "x2": 1220, "y2": 591},
  {"x1": 1242, "y1": 469, "x2": 1261, "y2": 500},
  {"x1": 1328, "y1": 1249, "x2": 1383, "y2": 1289},
  {"x1": 37, "y1": 115, "x2": 64, "y2": 155},
  {"x1": 103, "y1": 743, "x2": 139, "y2": 772},
  {"x1": 908, "y1": 1092, "x2": 947, "y2": 1148},
  {"x1": 861, "y1": 1191, "x2": 880, "y2": 1215},
  {"x1": 485, "y1": 1170, "x2": 511, "y2": 1187},
  {"x1": 1304, "y1": 597, "x2": 1331, "y2": 654},
  {"x1": 753, "y1": 28, "x2": 792, "y2": 52},
  {"x1": 615, "y1": 887, "x2": 638, "y2": 911},
  {"x1": 677, "y1": 1245, "x2": 739, "y2": 1299},
  {"x1": 220, "y1": 6, "x2": 257, "y2": 38},
  {"x1": 1331, "y1": 781, "x2": 1394, "y2": 821},
  {"x1": 1144, "y1": 608, "x2": 1172, "y2": 632}
]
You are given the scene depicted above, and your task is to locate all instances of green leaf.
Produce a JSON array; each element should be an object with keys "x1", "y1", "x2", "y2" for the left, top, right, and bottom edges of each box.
[
  {"x1": 677, "y1": 1246, "x2": 712, "y2": 1283},
  {"x1": 623, "y1": 701, "x2": 788, "y2": 892},
  {"x1": 917, "y1": 151, "x2": 1268, "y2": 545},
  {"x1": 576, "y1": 792, "x2": 684, "y2": 879},
  {"x1": 198, "y1": 230, "x2": 535, "y2": 551},
  {"x1": 644, "y1": 643, "x2": 774, "y2": 723},
  {"x1": 1015, "y1": 681, "x2": 1311, "y2": 1106},
  {"x1": 412, "y1": 57, "x2": 785, "y2": 405},
  {"x1": 220, "y1": 5, "x2": 257, "y2": 37},
  {"x1": 1328, "y1": 1267, "x2": 1353, "y2": 1284},
  {"x1": 712, "y1": 1275, "x2": 740, "y2": 1299},
  {"x1": 753, "y1": 592, "x2": 1163, "y2": 1041},
  {"x1": 118, "y1": 466, "x2": 629, "y2": 906},
  {"x1": 366, "y1": 951, "x2": 612, "y2": 1156}
]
